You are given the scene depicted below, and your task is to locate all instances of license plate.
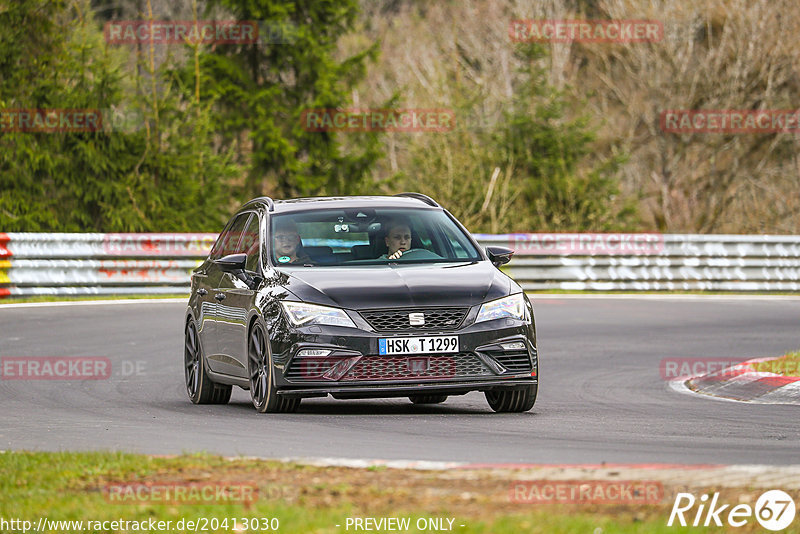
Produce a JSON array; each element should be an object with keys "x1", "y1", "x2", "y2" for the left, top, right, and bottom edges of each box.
[{"x1": 378, "y1": 336, "x2": 459, "y2": 355}]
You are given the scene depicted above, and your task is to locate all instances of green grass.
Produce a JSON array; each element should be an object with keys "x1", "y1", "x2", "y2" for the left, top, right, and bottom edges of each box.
[
  {"x1": 0, "y1": 451, "x2": 747, "y2": 533},
  {"x1": 752, "y1": 350, "x2": 800, "y2": 377}
]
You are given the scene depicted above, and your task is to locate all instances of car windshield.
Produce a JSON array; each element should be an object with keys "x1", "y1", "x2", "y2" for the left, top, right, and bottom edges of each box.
[{"x1": 268, "y1": 208, "x2": 481, "y2": 266}]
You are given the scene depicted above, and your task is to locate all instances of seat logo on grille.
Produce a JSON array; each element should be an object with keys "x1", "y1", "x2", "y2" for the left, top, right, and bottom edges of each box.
[{"x1": 408, "y1": 312, "x2": 425, "y2": 326}]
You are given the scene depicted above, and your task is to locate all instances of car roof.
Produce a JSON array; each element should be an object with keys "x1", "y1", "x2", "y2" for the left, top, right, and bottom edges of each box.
[{"x1": 239, "y1": 195, "x2": 441, "y2": 215}]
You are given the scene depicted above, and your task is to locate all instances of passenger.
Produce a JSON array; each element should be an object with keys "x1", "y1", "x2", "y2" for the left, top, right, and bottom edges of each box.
[{"x1": 272, "y1": 221, "x2": 311, "y2": 265}]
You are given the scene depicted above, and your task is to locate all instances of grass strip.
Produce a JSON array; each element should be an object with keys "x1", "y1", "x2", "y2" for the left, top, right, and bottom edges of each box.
[{"x1": 0, "y1": 451, "x2": 773, "y2": 533}]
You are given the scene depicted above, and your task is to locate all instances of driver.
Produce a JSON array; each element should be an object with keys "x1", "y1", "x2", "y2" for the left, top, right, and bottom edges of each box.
[{"x1": 382, "y1": 218, "x2": 412, "y2": 260}]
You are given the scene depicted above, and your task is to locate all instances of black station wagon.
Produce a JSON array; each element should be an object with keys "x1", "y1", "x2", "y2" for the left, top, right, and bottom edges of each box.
[{"x1": 184, "y1": 194, "x2": 538, "y2": 413}]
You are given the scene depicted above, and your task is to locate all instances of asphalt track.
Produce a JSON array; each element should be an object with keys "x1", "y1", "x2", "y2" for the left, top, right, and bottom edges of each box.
[{"x1": 1, "y1": 296, "x2": 798, "y2": 465}]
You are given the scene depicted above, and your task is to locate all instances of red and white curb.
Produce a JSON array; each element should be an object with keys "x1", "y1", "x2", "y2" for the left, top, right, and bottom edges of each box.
[{"x1": 669, "y1": 357, "x2": 800, "y2": 404}]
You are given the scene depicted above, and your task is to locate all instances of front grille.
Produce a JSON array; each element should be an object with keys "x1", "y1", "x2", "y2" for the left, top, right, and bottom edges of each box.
[
  {"x1": 491, "y1": 351, "x2": 533, "y2": 373},
  {"x1": 341, "y1": 352, "x2": 491, "y2": 381},
  {"x1": 360, "y1": 307, "x2": 468, "y2": 332}
]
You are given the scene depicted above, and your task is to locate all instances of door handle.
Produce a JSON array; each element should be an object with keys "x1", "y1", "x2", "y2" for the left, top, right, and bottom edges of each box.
[
  {"x1": 214, "y1": 293, "x2": 226, "y2": 301},
  {"x1": 197, "y1": 288, "x2": 208, "y2": 296}
]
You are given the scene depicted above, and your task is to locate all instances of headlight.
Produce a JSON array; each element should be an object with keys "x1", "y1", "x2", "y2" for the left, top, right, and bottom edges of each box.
[
  {"x1": 281, "y1": 302, "x2": 356, "y2": 328},
  {"x1": 475, "y1": 293, "x2": 526, "y2": 323}
]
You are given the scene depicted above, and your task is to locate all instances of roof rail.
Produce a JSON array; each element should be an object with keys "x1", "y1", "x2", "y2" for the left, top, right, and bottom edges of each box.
[
  {"x1": 394, "y1": 192, "x2": 440, "y2": 207},
  {"x1": 245, "y1": 196, "x2": 275, "y2": 212}
]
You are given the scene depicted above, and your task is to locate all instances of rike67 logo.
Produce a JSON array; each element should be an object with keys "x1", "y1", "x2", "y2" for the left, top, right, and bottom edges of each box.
[{"x1": 668, "y1": 490, "x2": 796, "y2": 531}]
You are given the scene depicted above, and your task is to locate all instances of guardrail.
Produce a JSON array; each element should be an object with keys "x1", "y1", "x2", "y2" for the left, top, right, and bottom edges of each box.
[
  {"x1": 1, "y1": 232, "x2": 799, "y2": 297},
  {"x1": 481, "y1": 233, "x2": 800, "y2": 292},
  {"x1": 0, "y1": 233, "x2": 216, "y2": 297}
]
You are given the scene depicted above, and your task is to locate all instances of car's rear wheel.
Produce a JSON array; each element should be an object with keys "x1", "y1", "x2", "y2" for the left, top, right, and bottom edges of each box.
[
  {"x1": 248, "y1": 323, "x2": 300, "y2": 413},
  {"x1": 409, "y1": 395, "x2": 448, "y2": 404},
  {"x1": 485, "y1": 384, "x2": 537, "y2": 413},
  {"x1": 185, "y1": 320, "x2": 231, "y2": 404}
]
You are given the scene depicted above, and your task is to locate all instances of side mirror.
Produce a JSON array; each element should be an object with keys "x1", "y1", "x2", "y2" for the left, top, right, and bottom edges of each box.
[
  {"x1": 214, "y1": 253, "x2": 247, "y2": 272},
  {"x1": 485, "y1": 246, "x2": 514, "y2": 267},
  {"x1": 214, "y1": 253, "x2": 263, "y2": 289}
]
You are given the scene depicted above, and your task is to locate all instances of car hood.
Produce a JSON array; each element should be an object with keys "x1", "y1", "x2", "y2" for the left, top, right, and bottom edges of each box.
[{"x1": 278, "y1": 261, "x2": 516, "y2": 310}]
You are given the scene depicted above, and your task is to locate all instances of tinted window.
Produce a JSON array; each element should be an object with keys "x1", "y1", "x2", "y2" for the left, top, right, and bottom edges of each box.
[
  {"x1": 217, "y1": 213, "x2": 251, "y2": 258},
  {"x1": 209, "y1": 219, "x2": 234, "y2": 260},
  {"x1": 269, "y1": 208, "x2": 480, "y2": 266},
  {"x1": 241, "y1": 214, "x2": 261, "y2": 271},
  {"x1": 439, "y1": 222, "x2": 473, "y2": 258}
]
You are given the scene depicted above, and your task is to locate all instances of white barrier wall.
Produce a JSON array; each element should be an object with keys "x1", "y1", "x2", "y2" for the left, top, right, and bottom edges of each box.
[
  {"x1": 476, "y1": 233, "x2": 800, "y2": 291},
  {"x1": 0, "y1": 233, "x2": 216, "y2": 297},
  {"x1": 1, "y1": 232, "x2": 799, "y2": 297}
]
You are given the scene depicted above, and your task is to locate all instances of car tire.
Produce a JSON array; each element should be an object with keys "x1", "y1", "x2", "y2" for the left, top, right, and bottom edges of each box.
[
  {"x1": 248, "y1": 322, "x2": 300, "y2": 413},
  {"x1": 184, "y1": 320, "x2": 232, "y2": 405},
  {"x1": 409, "y1": 395, "x2": 448, "y2": 404},
  {"x1": 485, "y1": 384, "x2": 537, "y2": 413}
]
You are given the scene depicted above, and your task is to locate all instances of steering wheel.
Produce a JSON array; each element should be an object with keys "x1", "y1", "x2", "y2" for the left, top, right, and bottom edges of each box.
[{"x1": 390, "y1": 248, "x2": 442, "y2": 260}]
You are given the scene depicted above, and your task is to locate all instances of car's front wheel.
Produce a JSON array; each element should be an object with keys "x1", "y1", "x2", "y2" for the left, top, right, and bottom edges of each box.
[
  {"x1": 184, "y1": 320, "x2": 231, "y2": 404},
  {"x1": 409, "y1": 395, "x2": 447, "y2": 405},
  {"x1": 485, "y1": 384, "x2": 536, "y2": 413},
  {"x1": 248, "y1": 323, "x2": 300, "y2": 413}
]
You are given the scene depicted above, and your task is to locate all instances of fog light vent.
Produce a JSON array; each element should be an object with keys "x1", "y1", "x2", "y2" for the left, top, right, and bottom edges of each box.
[{"x1": 297, "y1": 349, "x2": 331, "y2": 358}]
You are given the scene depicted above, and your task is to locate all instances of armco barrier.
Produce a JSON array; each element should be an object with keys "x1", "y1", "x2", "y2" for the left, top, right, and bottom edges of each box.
[
  {"x1": 0, "y1": 233, "x2": 216, "y2": 297},
  {"x1": 479, "y1": 233, "x2": 800, "y2": 292},
  {"x1": 1, "y1": 232, "x2": 799, "y2": 297}
]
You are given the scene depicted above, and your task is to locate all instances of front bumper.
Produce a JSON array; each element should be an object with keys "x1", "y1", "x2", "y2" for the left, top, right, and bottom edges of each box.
[{"x1": 269, "y1": 315, "x2": 538, "y2": 398}]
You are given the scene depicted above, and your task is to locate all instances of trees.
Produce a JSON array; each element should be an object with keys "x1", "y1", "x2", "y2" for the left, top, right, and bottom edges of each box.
[
  {"x1": 558, "y1": 0, "x2": 800, "y2": 233},
  {"x1": 357, "y1": 1, "x2": 635, "y2": 233},
  {"x1": 185, "y1": 0, "x2": 383, "y2": 200},
  {"x1": 0, "y1": 0, "x2": 236, "y2": 232},
  {"x1": 1, "y1": 0, "x2": 385, "y2": 231},
  {"x1": 403, "y1": 45, "x2": 633, "y2": 233},
  {"x1": 7, "y1": 0, "x2": 796, "y2": 234}
]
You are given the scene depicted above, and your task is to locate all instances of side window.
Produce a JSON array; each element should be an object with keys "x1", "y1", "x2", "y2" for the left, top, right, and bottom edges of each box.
[
  {"x1": 209, "y1": 220, "x2": 234, "y2": 260},
  {"x1": 439, "y1": 223, "x2": 474, "y2": 258},
  {"x1": 408, "y1": 215, "x2": 433, "y2": 250},
  {"x1": 241, "y1": 214, "x2": 261, "y2": 271},
  {"x1": 218, "y1": 213, "x2": 251, "y2": 258}
]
